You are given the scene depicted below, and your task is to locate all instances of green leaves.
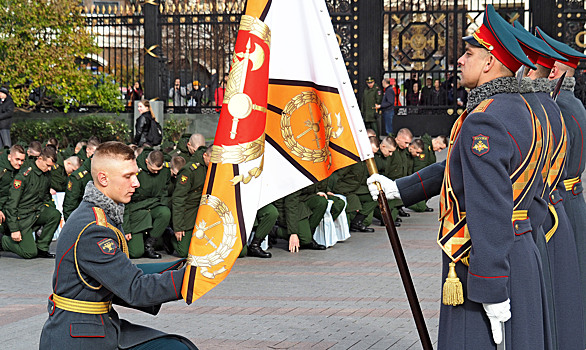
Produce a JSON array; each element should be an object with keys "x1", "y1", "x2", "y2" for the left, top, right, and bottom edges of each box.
[
  {"x1": 0, "y1": 0, "x2": 123, "y2": 112},
  {"x1": 10, "y1": 115, "x2": 130, "y2": 145}
]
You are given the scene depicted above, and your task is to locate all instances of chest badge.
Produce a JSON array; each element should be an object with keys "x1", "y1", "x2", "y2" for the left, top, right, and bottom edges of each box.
[{"x1": 471, "y1": 134, "x2": 490, "y2": 156}]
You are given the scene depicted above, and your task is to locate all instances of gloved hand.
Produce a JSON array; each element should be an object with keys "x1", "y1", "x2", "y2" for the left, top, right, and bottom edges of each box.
[
  {"x1": 483, "y1": 299, "x2": 511, "y2": 345},
  {"x1": 367, "y1": 174, "x2": 401, "y2": 201}
]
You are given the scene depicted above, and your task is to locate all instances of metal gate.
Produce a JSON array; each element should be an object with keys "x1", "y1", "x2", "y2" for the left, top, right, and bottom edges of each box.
[{"x1": 383, "y1": 0, "x2": 532, "y2": 135}]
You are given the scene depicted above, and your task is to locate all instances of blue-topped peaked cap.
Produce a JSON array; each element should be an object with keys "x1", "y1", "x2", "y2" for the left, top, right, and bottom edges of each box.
[
  {"x1": 510, "y1": 21, "x2": 566, "y2": 69},
  {"x1": 535, "y1": 26, "x2": 586, "y2": 68},
  {"x1": 463, "y1": 4, "x2": 536, "y2": 72}
]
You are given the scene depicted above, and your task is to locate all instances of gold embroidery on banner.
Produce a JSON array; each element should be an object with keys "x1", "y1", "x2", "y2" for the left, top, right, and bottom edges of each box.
[
  {"x1": 211, "y1": 134, "x2": 265, "y2": 186},
  {"x1": 238, "y1": 15, "x2": 271, "y2": 47},
  {"x1": 281, "y1": 91, "x2": 343, "y2": 169},
  {"x1": 224, "y1": 38, "x2": 267, "y2": 139},
  {"x1": 186, "y1": 194, "x2": 238, "y2": 279}
]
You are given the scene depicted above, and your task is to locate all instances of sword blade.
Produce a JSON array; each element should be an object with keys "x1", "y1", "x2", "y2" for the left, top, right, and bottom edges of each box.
[{"x1": 552, "y1": 71, "x2": 566, "y2": 101}]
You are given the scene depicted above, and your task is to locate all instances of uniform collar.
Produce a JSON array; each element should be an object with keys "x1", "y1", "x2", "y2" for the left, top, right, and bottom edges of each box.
[
  {"x1": 31, "y1": 161, "x2": 44, "y2": 175},
  {"x1": 519, "y1": 77, "x2": 534, "y2": 94},
  {"x1": 532, "y1": 77, "x2": 553, "y2": 94},
  {"x1": 554, "y1": 75, "x2": 575, "y2": 92},
  {"x1": 466, "y1": 76, "x2": 520, "y2": 112},
  {"x1": 82, "y1": 181, "x2": 125, "y2": 225}
]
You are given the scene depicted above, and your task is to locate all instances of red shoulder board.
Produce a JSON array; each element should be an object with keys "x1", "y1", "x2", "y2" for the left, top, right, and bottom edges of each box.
[
  {"x1": 23, "y1": 167, "x2": 32, "y2": 176},
  {"x1": 92, "y1": 207, "x2": 108, "y2": 227}
]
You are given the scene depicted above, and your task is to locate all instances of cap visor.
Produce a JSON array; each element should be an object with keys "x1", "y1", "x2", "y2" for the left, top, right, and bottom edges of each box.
[{"x1": 463, "y1": 35, "x2": 483, "y2": 48}]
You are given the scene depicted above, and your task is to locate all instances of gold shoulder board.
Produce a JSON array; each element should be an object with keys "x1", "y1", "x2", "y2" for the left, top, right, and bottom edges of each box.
[
  {"x1": 92, "y1": 207, "x2": 108, "y2": 227},
  {"x1": 472, "y1": 99, "x2": 493, "y2": 113}
]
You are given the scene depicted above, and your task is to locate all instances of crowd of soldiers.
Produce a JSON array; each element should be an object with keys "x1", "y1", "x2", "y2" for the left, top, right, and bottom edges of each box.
[{"x1": 0, "y1": 125, "x2": 447, "y2": 261}]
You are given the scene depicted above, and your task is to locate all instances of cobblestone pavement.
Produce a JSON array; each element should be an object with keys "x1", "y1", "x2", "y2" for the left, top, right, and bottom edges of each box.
[{"x1": 0, "y1": 171, "x2": 446, "y2": 349}]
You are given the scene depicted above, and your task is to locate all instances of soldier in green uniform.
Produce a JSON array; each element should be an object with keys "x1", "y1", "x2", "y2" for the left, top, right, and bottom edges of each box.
[
  {"x1": 2, "y1": 147, "x2": 61, "y2": 258},
  {"x1": 168, "y1": 133, "x2": 206, "y2": 164},
  {"x1": 332, "y1": 139, "x2": 378, "y2": 232},
  {"x1": 361, "y1": 76, "x2": 382, "y2": 137},
  {"x1": 372, "y1": 136, "x2": 403, "y2": 226},
  {"x1": 408, "y1": 134, "x2": 447, "y2": 212},
  {"x1": 22, "y1": 140, "x2": 41, "y2": 169},
  {"x1": 123, "y1": 150, "x2": 171, "y2": 259},
  {"x1": 244, "y1": 203, "x2": 278, "y2": 258},
  {"x1": 272, "y1": 185, "x2": 327, "y2": 252},
  {"x1": 393, "y1": 128, "x2": 414, "y2": 219},
  {"x1": 0, "y1": 145, "x2": 26, "y2": 237},
  {"x1": 169, "y1": 145, "x2": 211, "y2": 258},
  {"x1": 62, "y1": 140, "x2": 100, "y2": 220},
  {"x1": 49, "y1": 155, "x2": 81, "y2": 192}
]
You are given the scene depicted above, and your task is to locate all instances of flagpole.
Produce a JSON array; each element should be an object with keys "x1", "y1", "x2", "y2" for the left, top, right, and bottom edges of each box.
[{"x1": 366, "y1": 158, "x2": 434, "y2": 350}]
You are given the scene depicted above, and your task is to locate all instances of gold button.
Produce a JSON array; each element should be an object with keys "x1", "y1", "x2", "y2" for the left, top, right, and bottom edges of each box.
[{"x1": 515, "y1": 224, "x2": 519, "y2": 230}]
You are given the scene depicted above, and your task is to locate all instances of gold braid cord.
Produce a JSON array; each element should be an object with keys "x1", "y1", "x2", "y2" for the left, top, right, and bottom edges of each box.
[{"x1": 238, "y1": 15, "x2": 271, "y2": 47}]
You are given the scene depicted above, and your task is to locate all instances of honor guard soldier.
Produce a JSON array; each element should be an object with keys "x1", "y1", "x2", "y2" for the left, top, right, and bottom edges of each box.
[
  {"x1": 368, "y1": 5, "x2": 550, "y2": 348},
  {"x1": 123, "y1": 150, "x2": 171, "y2": 259},
  {"x1": 39, "y1": 142, "x2": 196, "y2": 350},
  {"x1": 361, "y1": 76, "x2": 382, "y2": 137},
  {"x1": 63, "y1": 139, "x2": 100, "y2": 221},
  {"x1": 510, "y1": 22, "x2": 585, "y2": 349},
  {"x1": 0, "y1": 145, "x2": 25, "y2": 237},
  {"x1": 169, "y1": 146, "x2": 211, "y2": 258},
  {"x1": 3, "y1": 146, "x2": 61, "y2": 259},
  {"x1": 537, "y1": 26, "x2": 586, "y2": 348}
]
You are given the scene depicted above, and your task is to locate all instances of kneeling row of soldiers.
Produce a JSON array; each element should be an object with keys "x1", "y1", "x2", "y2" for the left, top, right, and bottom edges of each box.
[{"x1": 0, "y1": 129, "x2": 447, "y2": 260}]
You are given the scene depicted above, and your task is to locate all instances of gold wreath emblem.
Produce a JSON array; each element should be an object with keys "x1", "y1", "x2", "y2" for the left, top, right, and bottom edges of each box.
[
  {"x1": 281, "y1": 91, "x2": 344, "y2": 169},
  {"x1": 186, "y1": 194, "x2": 238, "y2": 279}
]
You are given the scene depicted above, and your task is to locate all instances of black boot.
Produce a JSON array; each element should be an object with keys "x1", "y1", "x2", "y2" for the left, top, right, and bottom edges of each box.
[
  {"x1": 162, "y1": 227, "x2": 174, "y2": 255},
  {"x1": 144, "y1": 236, "x2": 162, "y2": 259},
  {"x1": 268, "y1": 225, "x2": 279, "y2": 248},
  {"x1": 350, "y1": 213, "x2": 375, "y2": 232},
  {"x1": 398, "y1": 208, "x2": 410, "y2": 217},
  {"x1": 37, "y1": 248, "x2": 55, "y2": 258},
  {"x1": 395, "y1": 217, "x2": 402, "y2": 223},
  {"x1": 247, "y1": 237, "x2": 272, "y2": 258},
  {"x1": 300, "y1": 239, "x2": 326, "y2": 250}
]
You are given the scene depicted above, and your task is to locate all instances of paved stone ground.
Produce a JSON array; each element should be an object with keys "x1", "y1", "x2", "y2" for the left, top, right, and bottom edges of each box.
[
  {"x1": 0, "y1": 157, "x2": 447, "y2": 349},
  {"x1": 0, "y1": 196, "x2": 443, "y2": 350}
]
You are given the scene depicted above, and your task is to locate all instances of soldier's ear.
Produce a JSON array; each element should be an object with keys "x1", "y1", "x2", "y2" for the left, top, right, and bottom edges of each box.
[{"x1": 96, "y1": 171, "x2": 108, "y2": 187}]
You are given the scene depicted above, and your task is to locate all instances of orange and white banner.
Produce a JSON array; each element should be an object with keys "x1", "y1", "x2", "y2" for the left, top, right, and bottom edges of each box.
[{"x1": 182, "y1": 0, "x2": 371, "y2": 304}]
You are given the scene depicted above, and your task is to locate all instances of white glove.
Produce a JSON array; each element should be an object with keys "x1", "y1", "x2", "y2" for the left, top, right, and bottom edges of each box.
[
  {"x1": 367, "y1": 173, "x2": 401, "y2": 201},
  {"x1": 483, "y1": 299, "x2": 511, "y2": 345}
]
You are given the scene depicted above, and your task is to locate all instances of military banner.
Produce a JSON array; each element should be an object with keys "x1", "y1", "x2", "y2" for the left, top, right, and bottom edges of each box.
[{"x1": 182, "y1": 0, "x2": 371, "y2": 304}]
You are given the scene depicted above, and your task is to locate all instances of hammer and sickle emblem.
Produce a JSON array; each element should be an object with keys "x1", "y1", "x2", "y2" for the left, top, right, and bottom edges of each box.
[{"x1": 224, "y1": 39, "x2": 267, "y2": 139}]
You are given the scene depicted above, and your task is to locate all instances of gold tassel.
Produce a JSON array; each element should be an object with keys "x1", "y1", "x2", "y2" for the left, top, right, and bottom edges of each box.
[{"x1": 442, "y1": 262, "x2": 464, "y2": 306}]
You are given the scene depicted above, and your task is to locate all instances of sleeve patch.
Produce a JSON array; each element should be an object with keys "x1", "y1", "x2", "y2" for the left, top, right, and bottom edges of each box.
[
  {"x1": 180, "y1": 175, "x2": 189, "y2": 184},
  {"x1": 13, "y1": 179, "x2": 21, "y2": 189},
  {"x1": 471, "y1": 134, "x2": 490, "y2": 156},
  {"x1": 67, "y1": 180, "x2": 73, "y2": 190},
  {"x1": 97, "y1": 238, "x2": 118, "y2": 255}
]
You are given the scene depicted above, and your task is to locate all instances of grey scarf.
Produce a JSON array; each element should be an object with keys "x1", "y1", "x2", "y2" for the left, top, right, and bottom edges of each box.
[
  {"x1": 82, "y1": 181, "x2": 125, "y2": 225},
  {"x1": 467, "y1": 76, "x2": 520, "y2": 112}
]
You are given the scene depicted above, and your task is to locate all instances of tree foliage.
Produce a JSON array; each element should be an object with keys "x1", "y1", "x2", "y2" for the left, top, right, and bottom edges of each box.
[{"x1": 0, "y1": 0, "x2": 124, "y2": 112}]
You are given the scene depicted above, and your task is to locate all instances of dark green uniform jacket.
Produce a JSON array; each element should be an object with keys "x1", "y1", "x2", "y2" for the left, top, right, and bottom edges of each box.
[
  {"x1": 5, "y1": 161, "x2": 53, "y2": 230},
  {"x1": 361, "y1": 85, "x2": 382, "y2": 122},
  {"x1": 50, "y1": 155, "x2": 68, "y2": 192},
  {"x1": 413, "y1": 133, "x2": 436, "y2": 172},
  {"x1": 172, "y1": 154, "x2": 207, "y2": 232},
  {"x1": 63, "y1": 158, "x2": 92, "y2": 221},
  {"x1": 0, "y1": 152, "x2": 18, "y2": 210},
  {"x1": 123, "y1": 157, "x2": 171, "y2": 234}
]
